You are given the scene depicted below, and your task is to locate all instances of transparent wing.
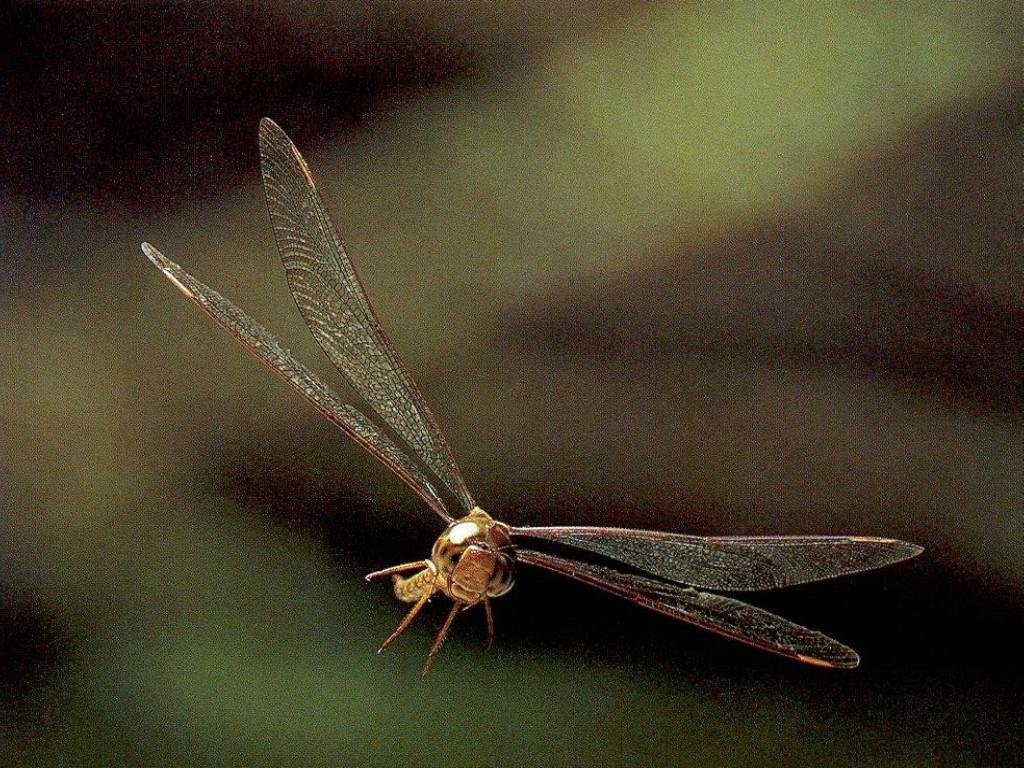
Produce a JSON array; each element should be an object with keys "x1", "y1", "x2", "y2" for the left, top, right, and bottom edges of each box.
[
  {"x1": 511, "y1": 526, "x2": 922, "y2": 591},
  {"x1": 142, "y1": 242, "x2": 453, "y2": 522},
  {"x1": 258, "y1": 118, "x2": 475, "y2": 512},
  {"x1": 517, "y1": 549, "x2": 859, "y2": 668}
]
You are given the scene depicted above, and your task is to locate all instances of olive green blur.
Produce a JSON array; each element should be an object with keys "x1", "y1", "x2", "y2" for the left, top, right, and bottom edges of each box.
[{"x1": 0, "y1": 3, "x2": 1020, "y2": 767}]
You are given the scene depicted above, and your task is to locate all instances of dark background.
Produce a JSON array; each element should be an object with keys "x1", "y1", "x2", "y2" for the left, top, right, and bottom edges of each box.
[{"x1": 1, "y1": 3, "x2": 1021, "y2": 766}]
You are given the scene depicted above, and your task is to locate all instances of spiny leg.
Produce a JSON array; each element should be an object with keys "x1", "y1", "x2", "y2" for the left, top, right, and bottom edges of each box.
[
  {"x1": 365, "y1": 560, "x2": 430, "y2": 582},
  {"x1": 421, "y1": 601, "x2": 462, "y2": 678},
  {"x1": 378, "y1": 582, "x2": 436, "y2": 654},
  {"x1": 483, "y1": 598, "x2": 495, "y2": 650}
]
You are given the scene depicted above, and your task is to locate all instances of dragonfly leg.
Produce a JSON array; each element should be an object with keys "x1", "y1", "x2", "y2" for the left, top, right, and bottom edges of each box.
[
  {"x1": 378, "y1": 583, "x2": 435, "y2": 654},
  {"x1": 365, "y1": 560, "x2": 431, "y2": 581},
  {"x1": 421, "y1": 601, "x2": 462, "y2": 678},
  {"x1": 483, "y1": 598, "x2": 495, "y2": 649}
]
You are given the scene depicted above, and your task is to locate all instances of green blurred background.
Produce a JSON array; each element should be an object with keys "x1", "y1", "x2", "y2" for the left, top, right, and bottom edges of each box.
[{"x1": 1, "y1": 2, "x2": 1021, "y2": 766}]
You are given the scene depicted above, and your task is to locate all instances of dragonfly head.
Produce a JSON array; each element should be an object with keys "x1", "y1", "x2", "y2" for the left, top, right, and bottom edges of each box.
[{"x1": 431, "y1": 507, "x2": 515, "y2": 603}]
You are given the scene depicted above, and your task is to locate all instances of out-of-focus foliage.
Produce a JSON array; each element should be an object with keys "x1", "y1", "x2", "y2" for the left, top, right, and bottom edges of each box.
[{"x1": 1, "y1": 2, "x2": 1020, "y2": 767}]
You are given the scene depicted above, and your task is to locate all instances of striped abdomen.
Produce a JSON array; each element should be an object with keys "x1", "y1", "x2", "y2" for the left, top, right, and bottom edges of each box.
[{"x1": 393, "y1": 565, "x2": 436, "y2": 603}]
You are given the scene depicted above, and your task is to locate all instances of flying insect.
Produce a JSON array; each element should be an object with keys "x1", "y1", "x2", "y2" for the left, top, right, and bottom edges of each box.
[{"x1": 143, "y1": 119, "x2": 922, "y2": 677}]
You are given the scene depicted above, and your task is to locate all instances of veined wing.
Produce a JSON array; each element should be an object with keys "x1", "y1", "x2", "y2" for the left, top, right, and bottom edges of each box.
[
  {"x1": 258, "y1": 118, "x2": 475, "y2": 512},
  {"x1": 517, "y1": 549, "x2": 859, "y2": 668},
  {"x1": 142, "y1": 243, "x2": 453, "y2": 522},
  {"x1": 511, "y1": 526, "x2": 922, "y2": 591}
]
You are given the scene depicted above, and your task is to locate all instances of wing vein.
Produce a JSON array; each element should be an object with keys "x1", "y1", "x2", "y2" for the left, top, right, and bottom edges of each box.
[
  {"x1": 517, "y1": 549, "x2": 859, "y2": 668},
  {"x1": 142, "y1": 242, "x2": 453, "y2": 522},
  {"x1": 258, "y1": 118, "x2": 475, "y2": 512},
  {"x1": 511, "y1": 526, "x2": 922, "y2": 591}
]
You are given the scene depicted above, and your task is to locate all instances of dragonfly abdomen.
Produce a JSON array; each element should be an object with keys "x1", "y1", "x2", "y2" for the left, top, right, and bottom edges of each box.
[{"x1": 393, "y1": 564, "x2": 436, "y2": 603}]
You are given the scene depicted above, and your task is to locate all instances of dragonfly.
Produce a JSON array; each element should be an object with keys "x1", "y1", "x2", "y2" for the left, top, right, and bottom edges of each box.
[{"x1": 143, "y1": 118, "x2": 923, "y2": 677}]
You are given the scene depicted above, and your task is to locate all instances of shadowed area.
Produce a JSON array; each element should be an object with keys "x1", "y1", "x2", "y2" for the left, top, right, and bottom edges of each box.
[{"x1": 0, "y1": 1, "x2": 642, "y2": 213}]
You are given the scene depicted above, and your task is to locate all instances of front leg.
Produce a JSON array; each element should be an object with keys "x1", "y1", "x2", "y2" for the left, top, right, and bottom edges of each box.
[
  {"x1": 378, "y1": 582, "x2": 437, "y2": 654},
  {"x1": 365, "y1": 560, "x2": 431, "y2": 582}
]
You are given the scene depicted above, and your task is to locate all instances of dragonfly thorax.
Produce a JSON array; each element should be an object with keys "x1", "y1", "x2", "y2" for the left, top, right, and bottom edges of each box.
[{"x1": 431, "y1": 507, "x2": 515, "y2": 604}]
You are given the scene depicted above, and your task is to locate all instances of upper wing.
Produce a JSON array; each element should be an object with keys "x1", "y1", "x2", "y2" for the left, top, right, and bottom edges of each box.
[
  {"x1": 142, "y1": 242, "x2": 453, "y2": 522},
  {"x1": 258, "y1": 118, "x2": 475, "y2": 513},
  {"x1": 511, "y1": 526, "x2": 922, "y2": 591},
  {"x1": 517, "y1": 549, "x2": 859, "y2": 668}
]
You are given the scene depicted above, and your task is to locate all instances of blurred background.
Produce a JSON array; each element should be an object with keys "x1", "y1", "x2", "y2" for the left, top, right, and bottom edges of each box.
[{"x1": 1, "y1": 2, "x2": 1021, "y2": 766}]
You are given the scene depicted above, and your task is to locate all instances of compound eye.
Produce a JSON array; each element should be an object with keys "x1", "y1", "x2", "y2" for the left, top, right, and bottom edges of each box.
[
  {"x1": 432, "y1": 520, "x2": 483, "y2": 576},
  {"x1": 431, "y1": 535, "x2": 464, "y2": 576},
  {"x1": 486, "y1": 554, "x2": 515, "y2": 597}
]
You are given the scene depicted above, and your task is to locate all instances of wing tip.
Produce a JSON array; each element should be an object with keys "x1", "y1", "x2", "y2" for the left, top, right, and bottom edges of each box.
[
  {"x1": 798, "y1": 651, "x2": 860, "y2": 669},
  {"x1": 258, "y1": 117, "x2": 293, "y2": 158},
  {"x1": 850, "y1": 537, "x2": 924, "y2": 562},
  {"x1": 141, "y1": 242, "x2": 194, "y2": 299},
  {"x1": 257, "y1": 116, "x2": 316, "y2": 185},
  {"x1": 259, "y1": 116, "x2": 283, "y2": 138},
  {"x1": 140, "y1": 241, "x2": 161, "y2": 264},
  {"x1": 902, "y1": 541, "x2": 925, "y2": 559}
]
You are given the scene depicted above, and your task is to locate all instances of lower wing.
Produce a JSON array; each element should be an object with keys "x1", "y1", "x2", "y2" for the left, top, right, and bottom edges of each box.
[{"x1": 517, "y1": 549, "x2": 860, "y2": 668}]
